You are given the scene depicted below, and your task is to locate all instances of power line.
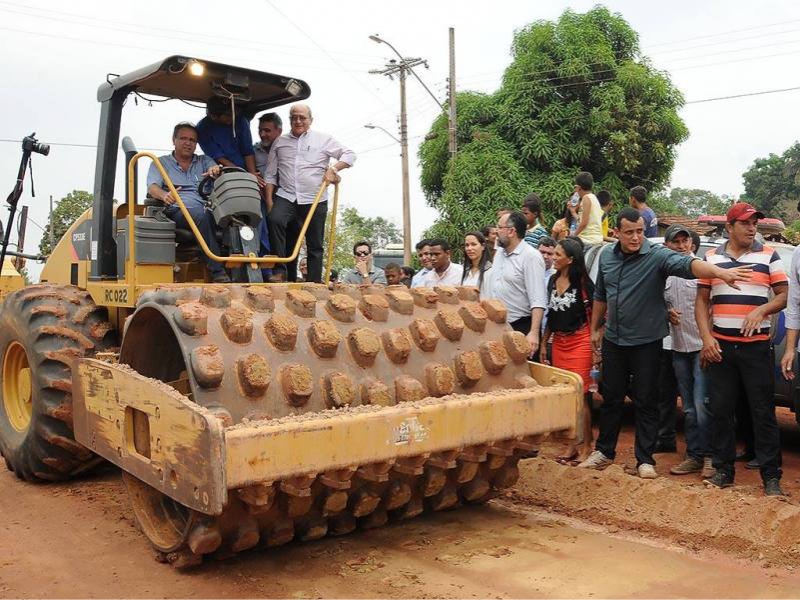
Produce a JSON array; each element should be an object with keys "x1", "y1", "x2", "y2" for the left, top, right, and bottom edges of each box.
[
  {"x1": 685, "y1": 85, "x2": 800, "y2": 105},
  {"x1": 645, "y1": 16, "x2": 800, "y2": 48},
  {"x1": 458, "y1": 41, "x2": 800, "y2": 89},
  {"x1": 456, "y1": 19, "x2": 800, "y2": 86},
  {"x1": 659, "y1": 36, "x2": 800, "y2": 63},
  {"x1": 263, "y1": 0, "x2": 392, "y2": 110},
  {"x1": 455, "y1": 48, "x2": 800, "y2": 97},
  {"x1": 0, "y1": 26, "x2": 369, "y2": 75},
  {"x1": 0, "y1": 139, "x2": 171, "y2": 152},
  {"x1": 648, "y1": 26, "x2": 800, "y2": 56},
  {"x1": 0, "y1": 0, "x2": 380, "y2": 62},
  {"x1": 5, "y1": 86, "x2": 795, "y2": 161}
]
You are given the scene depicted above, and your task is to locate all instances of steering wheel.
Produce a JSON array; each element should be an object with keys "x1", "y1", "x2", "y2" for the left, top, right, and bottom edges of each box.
[{"x1": 197, "y1": 165, "x2": 246, "y2": 200}]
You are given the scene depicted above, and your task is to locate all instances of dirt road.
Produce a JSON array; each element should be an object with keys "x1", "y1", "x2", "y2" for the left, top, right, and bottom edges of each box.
[{"x1": 3, "y1": 459, "x2": 800, "y2": 599}]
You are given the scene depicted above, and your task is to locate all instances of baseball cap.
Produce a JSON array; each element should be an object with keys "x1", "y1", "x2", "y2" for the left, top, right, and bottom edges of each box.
[
  {"x1": 664, "y1": 224, "x2": 692, "y2": 242},
  {"x1": 726, "y1": 202, "x2": 764, "y2": 222}
]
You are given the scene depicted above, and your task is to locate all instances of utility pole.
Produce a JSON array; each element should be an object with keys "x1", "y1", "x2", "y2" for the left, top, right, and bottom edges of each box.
[
  {"x1": 399, "y1": 68, "x2": 412, "y2": 267},
  {"x1": 448, "y1": 27, "x2": 457, "y2": 158},
  {"x1": 369, "y1": 57, "x2": 427, "y2": 266}
]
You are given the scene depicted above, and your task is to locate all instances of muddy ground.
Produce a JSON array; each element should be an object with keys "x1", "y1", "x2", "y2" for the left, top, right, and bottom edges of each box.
[{"x1": 3, "y1": 406, "x2": 800, "y2": 598}]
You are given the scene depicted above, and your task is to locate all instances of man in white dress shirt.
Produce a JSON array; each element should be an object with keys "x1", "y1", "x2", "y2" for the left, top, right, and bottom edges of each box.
[
  {"x1": 489, "y1": 211, "x2": 547, "y2": 356},
  {"x1": 265, "y1": 104, "x2": 356, "y2": 282}
]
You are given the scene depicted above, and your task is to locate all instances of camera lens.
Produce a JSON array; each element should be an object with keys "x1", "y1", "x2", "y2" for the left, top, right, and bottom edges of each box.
[{"x1": 33, "y1": 142, "x2": 50, "y2": 156}]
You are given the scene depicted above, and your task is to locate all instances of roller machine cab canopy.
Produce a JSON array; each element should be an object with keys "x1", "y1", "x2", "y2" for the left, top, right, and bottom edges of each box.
[{"x1": 98, "y1": 55, "x2": 311, "y2": 116}]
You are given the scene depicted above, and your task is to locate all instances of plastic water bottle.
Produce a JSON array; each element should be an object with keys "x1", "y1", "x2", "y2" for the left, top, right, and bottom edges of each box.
[
  {"x1": 569, "y1": 221, "x2": 578, "y2": 236},
  {"x1": 588, "y1": 367, "x2": 599, "y2": 393}
]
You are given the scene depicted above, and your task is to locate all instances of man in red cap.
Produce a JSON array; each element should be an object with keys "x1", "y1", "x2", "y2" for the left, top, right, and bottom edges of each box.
[{"x1": 696, "y1": 202, "x2": 788, "y2": 496}]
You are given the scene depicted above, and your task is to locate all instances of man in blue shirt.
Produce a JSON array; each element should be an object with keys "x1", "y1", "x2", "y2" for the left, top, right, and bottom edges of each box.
[
  {"x1": 630, "y1": 186, "x2": 658, "y2": 237},
  {"x1": 197, "y1": 96, "x2": 260, "y2": 184},
  {"x1": 146, "y1": 122, "x2": 230, "y2": 283}
]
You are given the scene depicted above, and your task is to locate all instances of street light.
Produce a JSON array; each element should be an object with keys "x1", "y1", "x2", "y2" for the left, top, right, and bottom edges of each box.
[
  {"x1": 362, "y1": 120, "x2": 410, "y2": 263},
  {"x1": 369, "y1": 34, "x2": 447, "y2": 266},
  {"x1": 369, "y1": 34, "x2": 444, "y2": 111},
  {"x1": 364, "y1": 123, "x2": 400, "y2": 144}
]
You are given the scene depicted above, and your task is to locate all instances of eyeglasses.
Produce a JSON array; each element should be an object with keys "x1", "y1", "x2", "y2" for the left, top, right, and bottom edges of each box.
[{"x1": 354, "y1": 251, "x2": 370, "y2": 257}]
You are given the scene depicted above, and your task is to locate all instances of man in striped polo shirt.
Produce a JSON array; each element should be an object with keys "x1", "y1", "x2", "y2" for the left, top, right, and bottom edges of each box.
[{"x1": 696, "y1": 202, "x2": 788, "y2": 496}]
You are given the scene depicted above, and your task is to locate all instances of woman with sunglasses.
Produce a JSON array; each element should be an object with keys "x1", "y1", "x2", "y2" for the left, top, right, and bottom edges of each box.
[
  {"x1": 461, "y1": 231, "x2": 492, "y2": 295},
  {"x1": 540, "y1": 237, "x2": 595, "y2": 463}
]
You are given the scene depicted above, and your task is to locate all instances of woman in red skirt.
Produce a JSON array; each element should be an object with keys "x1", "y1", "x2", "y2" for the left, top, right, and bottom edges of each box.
[{"x1": 539, "y1": 237, "x2": 595, "y2": 462}]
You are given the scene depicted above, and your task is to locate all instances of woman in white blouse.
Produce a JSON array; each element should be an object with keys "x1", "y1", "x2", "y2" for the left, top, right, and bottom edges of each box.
[{"x1": 460, "y1": 231, "x2": 492, "y2": 296}]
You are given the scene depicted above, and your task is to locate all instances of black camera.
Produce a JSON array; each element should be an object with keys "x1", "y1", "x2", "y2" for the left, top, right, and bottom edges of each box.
[{"x1": 22, "y1": 133, "x2": 50, "y2": 156}]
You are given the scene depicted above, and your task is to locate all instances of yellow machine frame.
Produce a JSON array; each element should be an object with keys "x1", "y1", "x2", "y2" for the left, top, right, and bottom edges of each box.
[{"x1": 85, "y1": 152, "x2": 340, "y2": 309}]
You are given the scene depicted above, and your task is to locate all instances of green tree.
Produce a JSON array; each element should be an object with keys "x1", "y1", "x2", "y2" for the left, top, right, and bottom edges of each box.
[
  {"x1": 660, "y1": 188, "x2": 734, "y2": 217},
  {"x1": 742, "y1": 142, "x2": 800, "y2": 220},
  {"x1": 418, "y1": 6, "x2": 688, "y2": 247},
  {"x1": 39, "y1": 190, "x2": 93, "y2": 256},
  {"x1": 17, "y1": 266, "x2": 32, "y2": 285},
  {"x1": 327, "y1": 206, "x2": 402, "y2": 273}
]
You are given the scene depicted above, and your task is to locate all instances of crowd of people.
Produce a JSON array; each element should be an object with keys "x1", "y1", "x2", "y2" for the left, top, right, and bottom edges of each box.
[
  {"x1": 148, "y1": 105, "x2": 795, "y2": 497},
  {"x1": 352, "y1": 173, "x2": 793, "y2": 498}
]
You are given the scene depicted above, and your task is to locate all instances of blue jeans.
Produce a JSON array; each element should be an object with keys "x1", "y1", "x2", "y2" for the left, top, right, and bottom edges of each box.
[{"x1": 672, "y1": 351, "x2": 711, "y2": 460}]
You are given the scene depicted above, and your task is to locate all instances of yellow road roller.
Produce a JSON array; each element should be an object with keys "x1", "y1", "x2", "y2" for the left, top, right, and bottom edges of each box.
[{"x1": 0, "y1": 56, "x2": 582, "y2": 567}]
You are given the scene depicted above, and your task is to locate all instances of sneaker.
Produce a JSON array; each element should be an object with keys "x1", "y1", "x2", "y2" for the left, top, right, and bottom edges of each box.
[
  {"x1": 638, "y1": 463, "x2": 658, "y2": 479},
  {"x1": 764, "y1": 478, "x2": 786, "y2": 497},
  {"x1": 669, "y1": 457, "x2": 702, "y2": 475},
  {"x1": 703, "y1": 471, "x2": 733, "y2": 489},
  {"x1": 577, "y1": 450, "x2": 613, "y2": 470},
  {"x1": 701, "y1": 457, "x2": 715, "y2": 479},
  {"x1": 745, "y1": 458, "x2": 760, "y2": 470}
]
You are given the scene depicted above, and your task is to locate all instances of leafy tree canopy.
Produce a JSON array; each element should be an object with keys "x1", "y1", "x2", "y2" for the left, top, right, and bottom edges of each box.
[
  {"x1": 419, "y1": 6, "x2": 688, "y2": 246},
  {"x1": 648, "y1": 187, "x2": 734, "y2": 218},
  {"x1": 327, "y1": 206, "x2": 402, "y2": 273},
  {"x1": 742, "y1": 142, "x2": 800, "y2": 220},
  {"x1": 39, "y1": 190, "x2": 93, "y2": 256}
]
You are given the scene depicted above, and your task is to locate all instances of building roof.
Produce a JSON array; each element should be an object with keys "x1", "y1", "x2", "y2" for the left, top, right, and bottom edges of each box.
[{"x1": 656, "y1": 215, "x2": 715, "y2": 235}]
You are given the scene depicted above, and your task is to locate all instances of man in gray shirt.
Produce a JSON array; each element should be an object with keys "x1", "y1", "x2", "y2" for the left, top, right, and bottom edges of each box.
[
  {"x1": 252, "y1": 113, "x2": 282, "y2": 261},
  {"x1": 580, "y1": 208, "x2": 751, "y2": 478},
  {"x1": 342, "y1": 240, "x2": 387, "y2": 285},
  {"x1": 662, "y1": 225, "x2": 713, "y2": 478}
]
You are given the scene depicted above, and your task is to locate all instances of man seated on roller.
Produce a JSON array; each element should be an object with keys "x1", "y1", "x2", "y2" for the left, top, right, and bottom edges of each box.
[{"x1": 146, "y1": 121, "x2": 231, "y2": 283}]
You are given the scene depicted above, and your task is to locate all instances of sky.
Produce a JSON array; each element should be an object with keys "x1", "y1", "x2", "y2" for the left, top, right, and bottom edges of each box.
[{"x1": 1, "y1": 0, "x2": 800, "y2": 281}]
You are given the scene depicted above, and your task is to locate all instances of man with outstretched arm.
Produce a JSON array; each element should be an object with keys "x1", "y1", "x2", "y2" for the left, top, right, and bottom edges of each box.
[{"x1": 579, "y1": 207, "x2": 751, "y2": 479}]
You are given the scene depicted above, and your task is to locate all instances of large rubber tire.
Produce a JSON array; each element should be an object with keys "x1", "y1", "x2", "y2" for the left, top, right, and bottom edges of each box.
[{"x1": 0, "y1": 285, "x2": 118, "y2": 481}]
